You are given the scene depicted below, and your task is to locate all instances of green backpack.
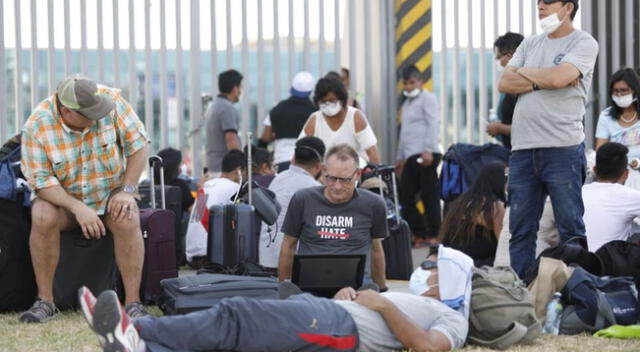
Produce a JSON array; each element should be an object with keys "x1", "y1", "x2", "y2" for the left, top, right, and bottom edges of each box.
[{"x1": 467, "y1": 266, "x2": 542, "y2": 350}]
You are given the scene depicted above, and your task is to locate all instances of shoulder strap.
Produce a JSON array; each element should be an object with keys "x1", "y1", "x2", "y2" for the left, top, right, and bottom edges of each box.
[{"x1": 468, "y1": 315, "x2": 528, "y2": 350}]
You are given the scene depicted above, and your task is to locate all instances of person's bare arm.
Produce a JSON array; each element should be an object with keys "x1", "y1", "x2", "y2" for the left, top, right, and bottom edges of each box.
[
  {"x1": 486, "y1": 122, "x2": 512, "y2": 137},
  {"x1": 277, "y1": 234, "x2": 298, "y2": 281},
  {"x1": 302, "y1": 115, "x2": 316, "y2": 137},
  {"x1": 370, "y1": 239, "x2": 387, "y2": 290},
  {"x1": 492, "y1": 201, "x2": 506, "y2": 239},
  {"x1": 36, "y1": 186, "x2": 105, "y2": 239},
  {"x1": 354, "y1": 112, "x2": 381, "y2": 164},
  {"x1": 498, "y1": 67, "x2": 535, "y2": 95},
  {"x1": 365, "y1": 145, "x2": 381, "y2": 165},
  {"x1": 517, "y1": 62, "x2": 582, "y2": 90},
  {"x1": 595, "y1": 138, "x2": 609, "y2": 150},
  {"x1": 107, "y1": 144, "x2": 149, "y2": 222},
  {"x1": 224, "y1": 131, "x2": 240, "y2": 150},
  {"x1": 260, "y1": 126, "x2": 275, "y2": 143},
  {"x1": 354, "y1": 291, "x2": 452, "y2": 352}
]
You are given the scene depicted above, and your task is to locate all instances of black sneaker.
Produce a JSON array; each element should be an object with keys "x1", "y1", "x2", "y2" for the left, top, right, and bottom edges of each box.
[
  {"x1": 124, "y1": 302, "x2": 148, "y2": 320},
  {"x1": 92, "y1": 291, "x2": 144, "y2": 352},
  {"x1": 19, "y1": 299, "x2": 58, "y2": 323}
]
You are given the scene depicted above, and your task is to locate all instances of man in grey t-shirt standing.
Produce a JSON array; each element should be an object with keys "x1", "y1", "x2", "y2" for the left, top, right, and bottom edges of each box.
[
  {"x1": 278, "y1": 144, "x2": 388, "y2": 291},
  {"x1": 498, "y1": 0, "x2": 598, "y2": 277},
  {"x1": 205, "y1": 69, "x2": 243, "y2": 174}
]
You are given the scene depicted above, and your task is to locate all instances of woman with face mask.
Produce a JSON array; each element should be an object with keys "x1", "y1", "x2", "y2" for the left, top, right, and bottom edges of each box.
[
  {"x1": 595, "y1": 68, "x2": 640, "y2": 189},
  {"x1": 438, "y1": 162, "x2": 507, "y2": 267},
  {"x1": 299, "y1": 77, "x2": 380, "y2": 166}
]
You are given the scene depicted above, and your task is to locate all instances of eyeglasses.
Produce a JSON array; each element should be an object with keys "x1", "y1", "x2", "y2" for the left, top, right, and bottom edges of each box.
[{"x1": 324, "y1": 170, "x2": 358, "y2": 185}]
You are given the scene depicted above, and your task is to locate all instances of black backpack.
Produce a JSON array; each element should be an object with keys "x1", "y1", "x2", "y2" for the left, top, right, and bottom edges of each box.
[
  {"x1": 596, "y1": 240, "x2": 640, "y2": 290},
  {"x1": 524, "y1": 236, "x2": 603, "y2": 285}
]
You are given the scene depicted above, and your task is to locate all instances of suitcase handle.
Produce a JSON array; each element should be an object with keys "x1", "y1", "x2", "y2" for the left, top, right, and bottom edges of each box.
[
  {"x1": 148, "y1": 155, "x2": 166, "y2": 209},
  {"x1": 247, "y1": 132, "x2": 252, "y2": 205}
]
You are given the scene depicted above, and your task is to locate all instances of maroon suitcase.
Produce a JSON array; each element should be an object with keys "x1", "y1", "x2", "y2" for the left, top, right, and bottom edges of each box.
[{"x1": 139, "y1": 155, "x2": 178, "y2": 303}]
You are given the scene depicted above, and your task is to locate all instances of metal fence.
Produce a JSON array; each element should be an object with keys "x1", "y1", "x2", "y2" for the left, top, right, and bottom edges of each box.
[{"x1": 0, "y1": 0, "x2": 637, "y2": 173}]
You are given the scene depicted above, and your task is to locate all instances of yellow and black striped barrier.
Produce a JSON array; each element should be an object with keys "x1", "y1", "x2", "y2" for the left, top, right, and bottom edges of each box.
[{"x1": 395, "y1": 0, "x2": 433, "y2": 95}]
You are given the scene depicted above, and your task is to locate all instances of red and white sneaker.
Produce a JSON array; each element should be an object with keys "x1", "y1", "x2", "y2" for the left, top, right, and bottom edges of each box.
[
  {"x1": 78, "y1": 286, "x2": 98, "y2": 328},
  {"x1": 92, "y1": 290, "x2": 145, "y2": 352}
]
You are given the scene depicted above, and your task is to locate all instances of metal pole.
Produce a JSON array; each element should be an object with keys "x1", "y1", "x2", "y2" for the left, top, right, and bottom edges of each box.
[
  {"x1": 303, "y1": 0, "x2": 310, "y2": 72},
  {"x1": 97, "y1": 0, "x2": 105, "y2": 83},
  {"x1": 453, "y1": 0, "x2": 461, "y2": 143},
  {"x1": 288, "y1": 0, "x2": 295, "y2": 84},
  {"x1": 64, "y1": 0, "x2": 71, "y2": 77},
  {"x1": 190, "y1": 0, "x2": 203, "y2": 175},
  {"x1": 334, "y1": 0, "x2": 341, "y2": 70},
  {"x1": 128, "y1": 0, "x2": 136, "y2": 105},
  {"x1": 47, "y1": 0, "x2": 55, "y2": 94},
  {"x1": 144, "y1": 0, "x2": 153, "y2": 148},
  {"x1": 479, "y1": 0, "x2": 487, "y2": 145},
  {"x1": 319, "y1": 0, "x2": 325, "y2": 77},
  {"x1": 257, "y1": 0, "x2": 266, "y2": 131},
  {"x1": 15, "y1": 0, "x2": 23, "y2": 132},
  {"x1": 0, "y1": 0, "x2": 5, "y2": 141},
  {"x1": 226, "y1": 0, "x2": 233, "y2": 68},
  {"x1": 440, "y1": 0, "x2": 448, "y2": 148},
  {"x1": 30, "y1": 0, "x2": 39, "y2": 108},
  {"x1": 160, "y1": 0, "x2": 168, "y2": 149},
  {"x1": 273, "y1": 0, "x2": 281, "y2": 102},
  {"x1": 176, "y1": 0, "x2": 185, "y2": 150},
  {"x1": 81, "y1": 0, "x2": 87, "y2": 74},
  {"x1": 113, "y1": 0, "x2": 120, "y2": 88},
  {"x1": 211, "y1": 0, "x2": 219, "y2": 95},
  {"x1": 466, "y1": 0, "x2": 474, "y2": 143},
  {"x1": 241, "y1": 0, "x2": 249, "y2": 138}
]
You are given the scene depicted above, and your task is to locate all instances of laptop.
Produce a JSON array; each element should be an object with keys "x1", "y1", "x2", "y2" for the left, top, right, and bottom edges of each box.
[{"x1": 292, "y1": 254, "x2": 366, "y2": 298}]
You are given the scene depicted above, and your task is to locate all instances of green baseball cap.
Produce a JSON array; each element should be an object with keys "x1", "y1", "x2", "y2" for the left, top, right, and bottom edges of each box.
[{"x1": 57, "y1": 76, "x2": 115, "y2": 121}]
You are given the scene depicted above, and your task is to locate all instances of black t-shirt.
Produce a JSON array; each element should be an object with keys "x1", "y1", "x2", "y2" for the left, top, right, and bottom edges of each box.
[
  {"x1": 270, "y1": 96, "x2": 317, "y2": 139},
  {"x1": 442, "y1": 224, "x2": 497, "y2": 267}
]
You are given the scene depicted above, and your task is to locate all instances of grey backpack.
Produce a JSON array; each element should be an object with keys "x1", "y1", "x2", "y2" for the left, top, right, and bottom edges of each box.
[{"x1": 467, "y1": 266, "x2": 541, "y2": 350}]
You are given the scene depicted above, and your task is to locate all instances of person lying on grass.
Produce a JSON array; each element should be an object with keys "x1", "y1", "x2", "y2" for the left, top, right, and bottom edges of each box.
[{"x1": 78, "y1": 282, "x2": 467, "y2": 352}]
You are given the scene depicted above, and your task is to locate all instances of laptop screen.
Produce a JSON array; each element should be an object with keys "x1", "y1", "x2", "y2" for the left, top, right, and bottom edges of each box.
[{"x1": 292, "y1": 254, "x2": 366, "y2": 298}]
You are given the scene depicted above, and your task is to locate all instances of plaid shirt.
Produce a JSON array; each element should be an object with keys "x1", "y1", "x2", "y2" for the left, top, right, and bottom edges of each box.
[{"x1": 21, "y1": 86, "x2": 149, "y2": 214}]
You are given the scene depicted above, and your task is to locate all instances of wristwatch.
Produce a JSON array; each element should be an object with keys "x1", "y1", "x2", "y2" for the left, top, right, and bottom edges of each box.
[{"x1": 122, "y1": 184, "x2": 137, "y2": 194}]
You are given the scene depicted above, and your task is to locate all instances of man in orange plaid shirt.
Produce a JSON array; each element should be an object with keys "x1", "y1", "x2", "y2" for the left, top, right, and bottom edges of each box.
[{"x1": 19, "y1": 76, "x2": 150, "y2": 323}]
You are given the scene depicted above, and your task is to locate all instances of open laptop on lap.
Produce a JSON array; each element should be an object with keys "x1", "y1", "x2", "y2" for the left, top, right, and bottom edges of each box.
[{"x1": 292, "y1": 254, "x2": 366, "y2": 298}]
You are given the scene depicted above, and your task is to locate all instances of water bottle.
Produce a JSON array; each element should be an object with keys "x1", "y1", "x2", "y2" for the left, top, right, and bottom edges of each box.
[{"x1": 542, "y1": 292, "x2": 563, "y2": 335}]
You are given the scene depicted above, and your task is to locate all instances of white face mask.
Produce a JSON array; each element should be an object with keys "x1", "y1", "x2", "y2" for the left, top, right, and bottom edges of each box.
[
  {"x1": 409, "y1": 267, "x2": 438, "y2": 296},
  {"x1": 540, "y1": 12, "x2": 563, "y2": 34},
  {"x1": 612, "y1": 94, "x2": 636, "y2": 109},
  {"x1": 495, "y1": 59, "x2": 505, "y2": 74},
  {"x1": 403, "y1": 88, "x2": 421, "y2": 98},
  {"x1": 319, "y1": 101, "x2": 342, "y2": 116}
]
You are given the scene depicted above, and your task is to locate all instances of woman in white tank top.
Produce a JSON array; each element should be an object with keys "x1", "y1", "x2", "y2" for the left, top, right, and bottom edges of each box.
[{"x1": 299, "y1": 77, "x2": 380, "y2": 166}]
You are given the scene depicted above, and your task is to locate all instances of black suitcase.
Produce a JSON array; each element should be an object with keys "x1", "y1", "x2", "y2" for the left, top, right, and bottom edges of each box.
[
  {"x1": 53, "y1": 229, "x2": 118, "y2": 309},
  {"x1": 208, "y1": 204, "x2": 257, "y2": 266},
  {"x1": 160, "y1": 273, "x2": 278, "y2": 315},
  {"x1": 0, "y1": 193, "x2": 37, "y2": 312},
  {"x1": 369, "y1": 165, "x2": 414, "y2": 280},
  {"x1": 383, "y1": 220, "x2": 414, "y2": 280},
  {"x1": 207, "y1": 133, "x2": 258, "y2": 267}
]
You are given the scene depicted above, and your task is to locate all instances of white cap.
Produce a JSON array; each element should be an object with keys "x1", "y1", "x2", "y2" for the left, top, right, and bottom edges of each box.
[{"x1": 291, "y1": 71, "x2": 315, "y2": 93}]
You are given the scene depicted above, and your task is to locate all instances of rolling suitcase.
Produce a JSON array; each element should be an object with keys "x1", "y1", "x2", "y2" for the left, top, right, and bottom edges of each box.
[
  {"x1": 375, "y1": 165, "x2": 414, "y2": 280},
  {"x1": 139, "y1": 155, "x2": 178, "y2": 303},
  {"x1": 207, "y1": 132, "x2": 258, "y2": 267},
  {"x1": 138, "y1": 182, "x2": 184, "y2": 266}
]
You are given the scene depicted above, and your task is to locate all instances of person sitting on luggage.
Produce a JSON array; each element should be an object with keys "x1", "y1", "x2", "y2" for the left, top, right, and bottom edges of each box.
[
  {"x1": 19, "y1": 75, "x2": 150, "y2": 323},
  {"x1": 186, "y1": 149, "x2": 248, "y2": 264},
  {"x1": 583, "y1": 142, "x2": 640, "y2": 252},
  {"x1": 259, "y1": 136, "x2": 326, "y2": 270},
  {"x1": 278, "y1": 144, "x2": 388, "y2": 291},
  {"x1": 244, "y1": 145, "x2": 276, "y2": 188},
  {"x1": 439, "y1": 161, "x2": 507, "y2": 267},
  {"x1": 154, "y1": 148, "x2": 195, "y2": 213},
  {"x1": 79, "y1": 282, "x2": 468, "y2": 352}
]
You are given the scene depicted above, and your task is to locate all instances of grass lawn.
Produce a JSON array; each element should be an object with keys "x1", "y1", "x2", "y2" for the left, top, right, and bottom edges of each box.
[{"x1": 1, "y1": 309, "x2": 640, "y2": 352}]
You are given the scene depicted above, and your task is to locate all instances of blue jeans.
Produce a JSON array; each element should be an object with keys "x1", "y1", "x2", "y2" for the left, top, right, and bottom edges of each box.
[
  {"x1": 508, "y1": 144, "x2": 586, "y2": 277},
  {"x1": 136, "y1": 293, "x2": 358, "y2": 352}
]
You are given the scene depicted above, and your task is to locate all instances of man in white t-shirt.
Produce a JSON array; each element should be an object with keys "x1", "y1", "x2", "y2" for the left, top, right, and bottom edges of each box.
[
  {"x1": 583, "y1": 142, "x2": 640, "y2": 252},
  {"x1": 185, "y1": 149, "x2": 247, "y2": 261}
]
